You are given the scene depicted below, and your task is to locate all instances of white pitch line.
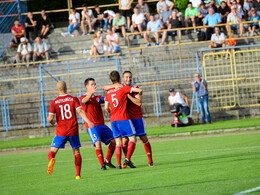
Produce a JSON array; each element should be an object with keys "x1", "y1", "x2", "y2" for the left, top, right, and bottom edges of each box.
[
  {"x1": 4, "y1": 145, "x2": 259, "y2": 169},
  {"x1": 233, "y1": 186, "x2": 260, "y2": 195}
]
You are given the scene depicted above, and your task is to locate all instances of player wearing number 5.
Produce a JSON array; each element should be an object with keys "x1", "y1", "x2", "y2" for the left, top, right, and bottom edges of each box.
[
  {"x1": 104, "y1": 71, "x2": 142, "y2": 169},
  {"x1": 47, "y1": 81, "x2": 94, "y2": 180}
]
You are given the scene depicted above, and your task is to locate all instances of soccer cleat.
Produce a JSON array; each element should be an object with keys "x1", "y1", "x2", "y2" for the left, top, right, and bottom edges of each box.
[
  {"x1": 101, "y1": 164, "x2": 107, "y2": 171},
  {"x1": 122, "y1": 161, "x2": 127, "y2": 169},
  {"x1": 104, "y1": 159, "x2": 116, "y2": 168},
  {"x1": 117, "y1": 165, "x2": 122, "y2": 169},
  {"x1": 47, "y1": 158, "x2": 55, "y2": 175},
  {"x1": 123, "y1": 159, "x2": 136, "y2": 168},
  {"x1": 149, "y1": 162, "x2": 154, "y2": 167},
  {"x1": 75, "y1": 176, "x2": 81, "y2": 180}
]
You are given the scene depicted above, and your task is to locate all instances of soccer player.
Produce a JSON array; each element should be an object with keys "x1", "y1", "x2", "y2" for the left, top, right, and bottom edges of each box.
[
  {"x1": 104, "y1": 71, "x2": 142, "y2": 169},
  {"x1": 47, "y1": 81, "x2": 94, "y2": 180},
  {"x1": 104, "y1": 71, "x2": 154, "y2": 167},
  {"x1": 80, "y1": 78, "x2": 116, "y2": 170}
]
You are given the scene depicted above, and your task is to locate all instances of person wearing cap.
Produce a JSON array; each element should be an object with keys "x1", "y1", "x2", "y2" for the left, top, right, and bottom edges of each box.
[
  {"x1": 15, "y1": 37, "x2": 33, "y2": 64},
  {"x1": 226, "y1": 6, "x2": 244, "y2": 37},
  {"x1": 168, "y1": 88, "x2": 190, "y2": 115},
  {"x1": 191, "y1": 73, "x2": 211, "y2": 124},
  {"x1": 33, "y1": 36, "x2": 50, "y2": 62}
]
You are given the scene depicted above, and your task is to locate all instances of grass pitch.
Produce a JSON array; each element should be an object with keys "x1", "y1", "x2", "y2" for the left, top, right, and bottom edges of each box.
[{"x1": 0, "y1": 132, "x2": 260, "y2": 195}]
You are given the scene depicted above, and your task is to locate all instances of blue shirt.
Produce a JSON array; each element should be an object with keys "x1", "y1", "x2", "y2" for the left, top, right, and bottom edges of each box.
[
  {"x1": 195, "y1": 79, "x2": 208, "y2": 97},
  {"x1": 251, "y1": 15, "x2": 260, "y2": 26},
  {"x1": 147, "y1": 19, "x2": 162, "y2": 31},
  {"x1": 204, "y1": 13, "x2": 221, "y2": 26},
  {"x1": 161, "y1": 10, "x2": 172, "y2": 23}
]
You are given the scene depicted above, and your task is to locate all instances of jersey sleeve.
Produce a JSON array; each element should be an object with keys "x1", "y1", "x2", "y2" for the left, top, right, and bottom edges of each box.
[
  {"x1": 73, "y1": 97, "x2": 82, "y2": 110},
  {"x1": 49, "y1": 101, "x2": 56, "y2": 115},
  {"x1": 123, "y1": 86, "x2": 133, "y2": 94}
]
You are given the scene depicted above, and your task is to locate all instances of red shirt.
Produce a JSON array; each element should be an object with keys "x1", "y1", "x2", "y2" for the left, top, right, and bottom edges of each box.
[
  {"x1": 105, "y1": 86, "x2": 133, "y2": 122},
  {"x1": 80, "y1": 94, "x2": 104, "y2": 129},
  {"x1": 11, "y1": 25, "x2": 25, "y2": 38},
  {"x1": 49, "y1": 94, "x2": 81, "y2": 136},
  {"x1": 127, "y1": 84, "x2": 143, "y2": 120},
  {"x1": 227, "y1": 37, "x2": 236, "y2": 46}
]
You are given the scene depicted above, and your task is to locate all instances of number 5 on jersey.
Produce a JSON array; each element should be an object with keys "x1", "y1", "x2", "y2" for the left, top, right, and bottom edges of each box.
[
  {"x1": 59, "y1": 104, "x2": 72, "y2": 120},
  {"x1": 111, "y1": 94, "x2": 119, "y2": 108}
]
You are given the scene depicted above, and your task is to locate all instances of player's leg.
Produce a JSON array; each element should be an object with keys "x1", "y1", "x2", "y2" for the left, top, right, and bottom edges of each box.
[
  {"x1": 122, "y1": 137, "x2": 129, "y2": 157},
  {"x1": 140, "y1": 135, "x2": 153, "y2": 167},
  {"x1": 104, "y1": 139, "x2": 116, "y2": 168},
  {"x1": 111, "y1": 121, "x2": 123, "y2": 169},
  {"x1": 69, "y1": 135, "x2": 82, "y2": 179},
  {"x1": 95, "y1": 141, "x2": 106, "y2": 170}
]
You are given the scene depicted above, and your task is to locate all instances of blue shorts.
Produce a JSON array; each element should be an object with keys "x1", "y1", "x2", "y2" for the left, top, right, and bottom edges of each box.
[
  {"x1": 87, "y1": 125, "x2": 114, "y2": 146},
  {"x1": 111, "y1": 120, "x2": 136, "y2": 139},
  {"x1": 108, "y1": 45, "x2": 120, "y2": 53},
  {"x1": 51, "y1": 134, "x2": 81, "y2": 149},
  {"x1": 11, "y1": 37, "x2": 21, "y2": 44},
  {"x1": 231, "y1": 25, "x2": 240, "y2": 30},
  {"x1": 131, "y1": 118, "x2": 146, "y2": 136}
]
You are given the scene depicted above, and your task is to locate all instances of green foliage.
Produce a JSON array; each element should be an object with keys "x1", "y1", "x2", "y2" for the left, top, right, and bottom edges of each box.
[{"x1": 175, "y1": 0, "x2": 189, "y2": 14}]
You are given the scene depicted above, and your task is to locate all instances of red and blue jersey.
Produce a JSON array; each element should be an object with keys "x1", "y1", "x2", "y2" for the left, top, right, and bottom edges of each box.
[
  {"x1": 49, "y1": 94, "x2": 81, "y2": 136},
  {"x1": 105, "y1": 86, "x2": 133, "y2": 122},
  {"x1": 80, "y1": 94, "x2": 105, "y2": 129}
]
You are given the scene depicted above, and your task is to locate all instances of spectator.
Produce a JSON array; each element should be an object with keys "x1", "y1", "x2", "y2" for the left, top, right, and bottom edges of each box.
[
  {"x1": 196, "y1": 3, "x2": 209, "y2": 26},
  {"x1": 40, "y1": 10, "x2": 51, "y2": 39},
  {"x1": 160, "y1": 5, "x2": 173, "y2": 28},
  {"x1": 61, "y1": 7, "x2": 80, "y2": 37},
  {"x1": 168, "y1": 88, "x2": 190, "y2": 115},
  {"x1": 112, "y1": 12, "x2": 127, "y2": 40},
  {"x1": 144, "y1": 15, "x2": 167, "y2": 46},
  {"x1": 33, "y1": 36, "x2": 50, "y2": 63},
  {"x1": 248, "y1": 11, "x2": 260, "y2": 36},
  {"x1": 174, "y1": 8, "x2": 185, "y2": 26},
  {"x1": 131, "y1": 7, "x2": 146, "y2": 38},
  {"x1": 203, "y1": 7, "x2": 222, "y2": 40},
  {"x1": 119, "y1": 0, "x2": 133, "y2": 30},
  {"x1": 106, "y1": 28, "x2": 120, "y2": 54},
  {"x1": 81, "y1": 4, "x2": 94, "y2": 35},
  {"x1": 209, "y1": 27, "x2": 226, "y2": 55},
  {"x1": 103, "y1": 10, "x2": 116, "y2": 30},
  {"x1": 169, "y1": 11, "x2": 182, "y2": 40},
  {"x1": 184, "y1": 2, "x2": 198, "y2": 33},
  {"x1": 227, "y1": 31, "x2": 237, "y2": 55},
  {"x1": 135, "y1": 0, "x2": 150, "y2": 20},
  {"x1": 9, "y1": 19, "x2": 25, "y2": 47},
  {"x1": 243, "y1": 0, "x2": 254, "y2": 20},
  {"x1": 25, "y1": 12, "x2": 37, "y2": 41},
  {"x1": 15, "y1": 37, "x2": 32, "y2": 64},
  {"x1": 218, "y1": 1, "x2": 230, "y2": 23},
  {"x1": 226, "y1": 6, "x2": 244, "y2": 37},
  {"x1": 206, "y1": 0, "x2": 218, "y2": 12},
  {"x1": 89, "y1": 30, "x2": 106, "y2": 60},
  {"x1": 231, "y1": 0, "x2": 244, "y2": 18},
  {"x1": 92, "y1": 5, "x2": 104, "y2": 33},
  {"x1": 191, "y1": 73, "x2": 211, "y2": 124},
  {"x1": 157, "y1": 0, "x2": 174, "y2": 17},
  {"x1": 253, "y1": 0, "x2": 260, "y2": 16},
  {"x1": 189, "y1": 0, "x2": 202, "y2": 8}
]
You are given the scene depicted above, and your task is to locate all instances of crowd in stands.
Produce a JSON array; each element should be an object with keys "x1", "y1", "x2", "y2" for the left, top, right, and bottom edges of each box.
[{"x1": 8, "y1": 0, "x2": 260, "y2": 64}]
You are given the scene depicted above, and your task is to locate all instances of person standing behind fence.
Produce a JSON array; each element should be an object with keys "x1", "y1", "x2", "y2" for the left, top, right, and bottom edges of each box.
[{"x1": 191, "y1": 73, "x2": 211, "y2": 124}]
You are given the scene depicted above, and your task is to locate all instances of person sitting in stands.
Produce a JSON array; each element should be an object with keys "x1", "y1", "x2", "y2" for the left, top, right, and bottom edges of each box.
[
  {"x1": 25, "y1": 12, "x2": 37, "y2": 41},
  {"x1": 9, "y1": 19, "x2": 25, "y2": 47},
  {"x1": 61, "y1": 7, "x2": 80, "y2": 37},
  {"x1": 15, "y1": 37, "x2": 33, "y2": 65},
  {"x1": 40, "y1": 10, "x2": 51, "y2": 39},
  {"x1": 89, "y1": 30, "x2": 106, "y2": 60},
  {"x1": 33, "y1": 36, "x2": 50, "y2": 63}
]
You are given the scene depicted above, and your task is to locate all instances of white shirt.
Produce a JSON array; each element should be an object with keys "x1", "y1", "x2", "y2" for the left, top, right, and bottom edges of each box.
[
  {"x1": 189, "y1": 0, "x2": 201, "y2": 8},
  {"x1": 34, "y1": 41, "x2": 48, "y2": 53},
  {"x1": 81, "y1": 10, "x2": 94, "y2": 20},
  {"x1": 106, "y1": 33, "x2": 119, "y2": 46},
  {"x1": 17, "y1": 43, "x2": 32, "y2": 56},
  {"x1": 168, "y1": 92, "x2": 186, "y2": 107},
  {"x1": 132, "y1": 13, "x2": 145, "y2": 25},
  {"x1": 227, "y1": 12, "x2": 242, "y2": 23},
  {"x1": 211, "y1": 32, "x2": 225, "y2": 44},
  {"x1": 103, "y1": 10, "x2": 116, "y2": 17},
  {"x1": 69, "y1": 12, "x2": 80, "y2": 23}
]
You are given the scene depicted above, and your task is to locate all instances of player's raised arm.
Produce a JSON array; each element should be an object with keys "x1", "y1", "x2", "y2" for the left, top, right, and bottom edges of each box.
[
  {"x1": 127, "y1": 94, "x2": 142, "y2": 106},
  {"x1": 102, "y1": 83, "x2": 123, "y2": 91},
  {"x1": 105, "y1": 101, "x2": 110, "y2": 113},
  {"x1": 81, "y1": 86, "x2": 96, "y2": 104},
  {"x1": 132, "y1": 87, "x2": 143, "y2": 95},
  {"x1": 77, "y1": 107, "x2": 95, "y2": 128}
]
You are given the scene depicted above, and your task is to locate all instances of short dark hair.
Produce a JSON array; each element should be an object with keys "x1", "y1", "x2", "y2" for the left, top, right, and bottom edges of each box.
[
  {"x1": 123, "y1": 71, "x2": 132, "y2": 76},
  {"x1": 84, "y1": 78, "x2": 95, "y2": 86},
  {"x1": 109, "y1": 71, "x2": 120, "y2": 84},
  {"x1": 187, "y1": 2, "x2": 192, "y2": 5},
  {"x1": 14, "y1": 19, "x2": 20, "y2": 22},
  {"x1": 95, "y1": 5, "x2": 99, "y2": 8},
  {"x1": 104, "y1": 13, "x2": 108, "y2": 18},
  {"x1": 70, "y1": 7, "x2": 76, "y2": 10},
  {"x1": 82, "y1": 3, "x2": 87, "y2": 7}
]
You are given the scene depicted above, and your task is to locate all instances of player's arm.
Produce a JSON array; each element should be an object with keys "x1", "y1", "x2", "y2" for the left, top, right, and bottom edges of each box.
[
  {"x1": 77, "y1": 108, "x2": 94, "y2": 128},
  {"x1": 127, "y1": 93, "x2": 142, "y2": 106},
  {"x1": 102, "y1": 83, "x2": 123, "y2": 91},
  {"x1": 81, "y1": 88, "x2": 96, "y2": 104},
  {"x1": 105, "y1": 101, "x2": 110, "y2": 113},
  {"x1": 168, "y1": 96, "x2": 172, "y2": 105},
  {"x1": 47, "y1": 114, "x2": 55, "y2": 125},
  {"x1": 131, "y1": 87, "x2": 143, "y2": 95}
]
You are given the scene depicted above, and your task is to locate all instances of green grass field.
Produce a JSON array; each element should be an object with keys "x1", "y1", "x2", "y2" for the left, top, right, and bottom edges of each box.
[
  {"x1": 1, "y1": 117, "x2": 260, "y2": 150},
  {"x1": 1, "y1": 132, "x2": 260, "y2": 195}
]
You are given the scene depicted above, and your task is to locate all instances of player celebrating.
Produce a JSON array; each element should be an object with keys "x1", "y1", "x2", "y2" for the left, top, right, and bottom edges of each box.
[
  {"x1": 80, "y1": 78, "x2": 116, "y2": 171},
  {"x1": 104, "y1": 71, "x2": 142, "y2": 169},
  {"x1": 47, "y1": 81, "x2": 94, "y2": 180}
]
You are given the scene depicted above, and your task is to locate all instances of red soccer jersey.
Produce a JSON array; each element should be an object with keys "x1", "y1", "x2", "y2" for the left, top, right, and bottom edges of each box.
[
  {"x1": 105, "y1": 86, "x2": 133, "y2": 122},
  {"x1": 80, "y1": 94, "x2": 105, "y2": 129},
  {"x1": 49, "y1": 94, "x2": 81, "y2": 136},
  {"x1": 127, "y1": 84, "x2": 143, "y2": 120},
  {"x1": 11, "y1": 25, "x2": 25, "y2": 38}
]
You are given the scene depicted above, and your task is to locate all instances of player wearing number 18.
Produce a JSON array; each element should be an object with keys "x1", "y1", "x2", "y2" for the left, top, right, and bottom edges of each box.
[
  {"x1": 47, "y1": 81, "x2": 94, "y2": 180},
  {"x1": 104, "y1": 71, "x2": 142, "y2": 169}
]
